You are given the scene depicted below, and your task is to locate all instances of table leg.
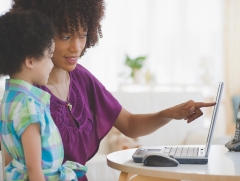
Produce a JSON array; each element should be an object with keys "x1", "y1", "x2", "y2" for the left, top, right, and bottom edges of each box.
[
  {"x1": 129, "y1": 175, "x2": 180, "y2": 181},
  {"x1": 118, "y1": 172, "x2": 181, "y2": 181},
  {"x1": 118, "y1": 172, "x2": 128, "y2": 181}
]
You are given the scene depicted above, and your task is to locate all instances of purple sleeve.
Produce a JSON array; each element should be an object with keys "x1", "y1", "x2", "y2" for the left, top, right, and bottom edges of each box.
[{"x1": 74, "y1": 65, "x2": 122, "y2": 159}]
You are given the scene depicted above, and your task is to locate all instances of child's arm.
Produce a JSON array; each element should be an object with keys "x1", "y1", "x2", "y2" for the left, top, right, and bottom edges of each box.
[
  {"x1": 1, "y1": 144, "x2": 13, "y2": 166},
  {"x1": 22, "y1": 123, "x2": 45, "y2": 181}
]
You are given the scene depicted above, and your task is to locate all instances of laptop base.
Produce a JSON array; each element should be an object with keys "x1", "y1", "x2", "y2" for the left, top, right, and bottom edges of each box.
[
  {"x1": 173, "y1": 157, "x2": 208, "y2": 164},
  {"x1": 132, "y1": 148, "x2": 208, "y2": 164}
]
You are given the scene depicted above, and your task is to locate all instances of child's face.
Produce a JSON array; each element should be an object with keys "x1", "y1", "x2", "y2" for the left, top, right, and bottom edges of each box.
[{"x1": 33, "y1": 42, "x2": 55, "y2": 85}]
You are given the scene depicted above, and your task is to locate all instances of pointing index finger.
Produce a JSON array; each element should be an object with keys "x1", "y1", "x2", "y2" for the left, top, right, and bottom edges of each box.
[{"x1": 194, "y1": 102, "x2": 216, "y2": 108}]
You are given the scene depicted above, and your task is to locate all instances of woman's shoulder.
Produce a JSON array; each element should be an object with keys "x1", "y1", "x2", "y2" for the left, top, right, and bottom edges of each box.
[
  {"x1": 71, "y1": 64, "x2": 100, "y2": 85},
  {"x1": 71, "y1": 64, "x2": 109, "y2": 96},
  {"x1": 72, "y1": 64, "x2": 93, "y2": 78}
]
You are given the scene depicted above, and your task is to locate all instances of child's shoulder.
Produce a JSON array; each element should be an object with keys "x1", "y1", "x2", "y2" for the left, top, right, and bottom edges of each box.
[
  {"x1": 2, "y1": 91, "x2": 39, "y2": 111},
  {"x1": 0, "y1": 92, "x2": 40, "y2": 121},
  {"x1": 5, "y1": 90, "x2": 34, "y2": 102}
]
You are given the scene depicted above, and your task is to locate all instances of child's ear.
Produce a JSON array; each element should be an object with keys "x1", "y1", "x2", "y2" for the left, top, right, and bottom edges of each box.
[{"x1": 24, "y1": 56, "x2": 35, "y2": 69}]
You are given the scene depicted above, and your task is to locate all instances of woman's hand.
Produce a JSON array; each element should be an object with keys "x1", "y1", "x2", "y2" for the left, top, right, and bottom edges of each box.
[
  {"x1": 114, "y1": 100, "x2": 215, "y2": 138},
  {"x1": 165, "y1": 100, "x2": 216, "y2": 123}
]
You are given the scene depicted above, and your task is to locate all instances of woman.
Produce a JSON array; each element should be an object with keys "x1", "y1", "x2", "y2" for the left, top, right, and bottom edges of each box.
[{"x1": 11, "y1": 1, "x2": 215, "y2": 181}]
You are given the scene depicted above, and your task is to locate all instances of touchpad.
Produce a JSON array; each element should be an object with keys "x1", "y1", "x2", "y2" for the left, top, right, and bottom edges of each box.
[{"x1": 136, "y1": 148, "x2": 161, "y2": 156}]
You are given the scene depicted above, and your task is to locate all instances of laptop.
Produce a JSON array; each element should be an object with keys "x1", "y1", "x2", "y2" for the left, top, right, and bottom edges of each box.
[{"x1": 132, "y1": 82, "x2": 224, "y2": 164}]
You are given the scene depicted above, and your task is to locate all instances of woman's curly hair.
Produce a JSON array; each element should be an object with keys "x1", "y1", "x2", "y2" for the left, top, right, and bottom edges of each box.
[
  {"x1": 0, "y1": 9, "x2": 55, "y2": 76},
  {"x1": 12, "y1": 0, "x2": 106, "y2": 57}
]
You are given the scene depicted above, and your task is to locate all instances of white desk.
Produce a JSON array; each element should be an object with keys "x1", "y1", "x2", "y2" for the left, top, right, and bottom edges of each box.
[{"x1": 107, "y1": 145, "x2": 240, "y2": 181}]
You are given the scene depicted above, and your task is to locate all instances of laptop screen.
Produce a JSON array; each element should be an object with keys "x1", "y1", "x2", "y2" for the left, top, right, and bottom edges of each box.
[{"x1": 204, "y1": 82, "x2": 223, "y2": 157}]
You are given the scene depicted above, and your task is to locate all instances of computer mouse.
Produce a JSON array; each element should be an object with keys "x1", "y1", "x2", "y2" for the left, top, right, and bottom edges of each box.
[{"x1": 142, "y1": 154, "x2": 179, "y2": 167}]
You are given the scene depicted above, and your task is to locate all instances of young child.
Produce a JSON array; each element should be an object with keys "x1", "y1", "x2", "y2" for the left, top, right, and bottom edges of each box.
[{"x1": 0, "y1": 9, "x2": 87, "y2": 181}]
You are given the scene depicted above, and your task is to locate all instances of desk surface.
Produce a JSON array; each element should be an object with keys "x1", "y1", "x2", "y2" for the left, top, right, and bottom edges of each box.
[{"x1": 107, "y1": 145, "x2": 240, "y2": 181}]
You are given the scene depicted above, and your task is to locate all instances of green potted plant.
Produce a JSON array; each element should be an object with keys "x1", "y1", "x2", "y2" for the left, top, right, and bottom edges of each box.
[{"x1": 125, "y1": 55, "x2": 147, "y2": 82}]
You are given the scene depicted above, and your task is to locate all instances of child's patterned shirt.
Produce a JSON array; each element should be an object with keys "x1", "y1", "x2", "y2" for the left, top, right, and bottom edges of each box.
[{"x1": 0, "y1": 79, "x2": 87, "y2": 180}]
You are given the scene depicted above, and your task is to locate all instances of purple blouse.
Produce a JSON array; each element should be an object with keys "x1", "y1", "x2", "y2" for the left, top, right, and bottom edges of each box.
[{"x1": 38, "y1": 64, "x2": 122, "y2": 181}]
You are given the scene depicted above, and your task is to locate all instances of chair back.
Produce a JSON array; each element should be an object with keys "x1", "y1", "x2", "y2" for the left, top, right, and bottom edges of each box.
[{"x1": 1, "y1": 141, "x2": 5, "y2": 180}]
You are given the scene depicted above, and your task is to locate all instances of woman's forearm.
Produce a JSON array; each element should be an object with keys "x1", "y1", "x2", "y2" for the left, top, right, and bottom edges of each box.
[
  {"x1": 114, "y1": 108, "x2": 172, "y2": 138},
  {"x1": 128, "y1": 110, "x2": 172, "y2": 138}
]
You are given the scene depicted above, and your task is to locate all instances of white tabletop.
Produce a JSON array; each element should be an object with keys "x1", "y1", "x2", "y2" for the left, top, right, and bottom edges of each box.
[{"x1": 107, "y1": 145, "x2": 240, "y2": 181}]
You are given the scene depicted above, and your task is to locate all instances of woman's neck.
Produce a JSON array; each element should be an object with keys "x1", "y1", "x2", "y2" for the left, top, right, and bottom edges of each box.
[
  {"x1": 48, "y1": 66, "x2": 69, "y2": 84},
  {"x1": 47, "y1": 66, "x2": 70, "y2": 102}
]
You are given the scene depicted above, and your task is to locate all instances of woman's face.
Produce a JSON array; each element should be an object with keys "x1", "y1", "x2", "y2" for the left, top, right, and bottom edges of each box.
[{"x1": 53, "y1": 26, "x2": 87, "y2": 71}]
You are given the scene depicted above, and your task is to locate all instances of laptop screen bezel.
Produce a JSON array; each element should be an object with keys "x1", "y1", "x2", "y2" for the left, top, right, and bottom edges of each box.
[{"x1": 204, "y1": 82, "x2": 223, "y2": 157}]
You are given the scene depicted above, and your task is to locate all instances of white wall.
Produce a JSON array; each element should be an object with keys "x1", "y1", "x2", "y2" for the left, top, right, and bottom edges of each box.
[
  {"x1": 80, "y1": 0, "x2": 224, "y2": 91},
  {"x1": 0, "y1": 0, "x2": 11, "y2": 15}
]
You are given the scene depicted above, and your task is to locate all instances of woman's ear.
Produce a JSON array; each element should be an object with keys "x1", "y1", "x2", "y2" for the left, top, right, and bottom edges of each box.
[{"x1": 24, "y1": 56, "x2": 34, "y2": 69}]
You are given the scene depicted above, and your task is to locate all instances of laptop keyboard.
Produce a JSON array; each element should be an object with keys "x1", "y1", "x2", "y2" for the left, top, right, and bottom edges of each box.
[{"x1": 163, "y1": 147, "x2": 199, "y2": 157}]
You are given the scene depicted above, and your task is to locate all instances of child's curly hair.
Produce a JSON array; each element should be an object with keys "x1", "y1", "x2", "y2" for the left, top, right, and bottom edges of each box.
[
  {"x1": 12, "y1": 0, "x2": 106, "y2": 57},
  {"x1": 0, "y1": 9, "x2": 55, "y2": 76}
]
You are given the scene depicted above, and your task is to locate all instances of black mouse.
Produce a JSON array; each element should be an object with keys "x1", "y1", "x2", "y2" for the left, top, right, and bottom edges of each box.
[{"x1": 142, "y1": 154, "x2": 179, "y2": 167}]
